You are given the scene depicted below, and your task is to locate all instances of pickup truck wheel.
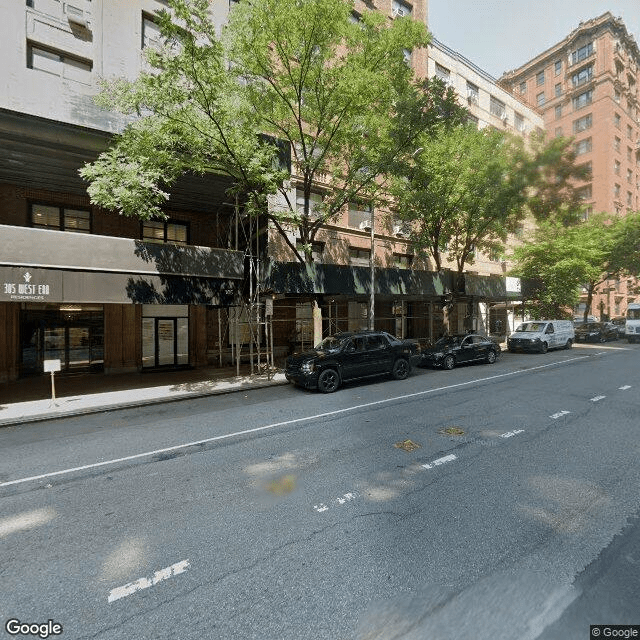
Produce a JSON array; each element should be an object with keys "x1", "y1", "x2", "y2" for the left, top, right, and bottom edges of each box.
[
  {"x1": 391, "y1": 358, "x2": 410, "y2": 380},
  {"x1": 486, "y1": 349, "x2": 497, "y2": 364},
  {"x1": 443, "y1": 355, "x2": 455, "y2": 370},
  {"x1": 540, "y1": 341, "x2": 548, "y2": 354},
  {"x1": 317, "y1": 368, "x2": 339, "y2": 393},
  {"x1": 565, "y1": 339, "x2": 573, "y2": 349}
]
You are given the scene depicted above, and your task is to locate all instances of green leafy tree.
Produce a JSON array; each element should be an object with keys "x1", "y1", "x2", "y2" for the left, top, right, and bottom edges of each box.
[
  {"x1": 511, "y1": 213, "x2": 640, "y2": 319},
  {"x1": 393, "y1": 125, "x2": 530, "y2": 285},
  {"x1": 81, "y1": 0, "x2": 464, "y2": 263}
]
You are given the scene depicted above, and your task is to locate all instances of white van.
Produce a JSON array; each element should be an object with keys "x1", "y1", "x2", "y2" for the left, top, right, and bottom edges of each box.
[
  {"x1": 625, "y1": 303, "x2": 640, "y2": 343},
  {"x1": 507, "y1": 320, "x2": 575, "y2": 353}
]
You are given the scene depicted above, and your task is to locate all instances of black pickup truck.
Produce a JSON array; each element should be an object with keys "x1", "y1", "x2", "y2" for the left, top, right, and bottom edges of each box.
[{"x1": 285, "y1": 330, "x2": 421, "y2": 393}]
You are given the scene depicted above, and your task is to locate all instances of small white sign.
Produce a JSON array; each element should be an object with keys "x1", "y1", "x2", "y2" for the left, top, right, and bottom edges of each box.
[
  {"x1": 44, "y1": 359, "x2": 61, "y2": 373},
  {"x1": 506, "y1": 276, "x2": 521, "y2": 293}
]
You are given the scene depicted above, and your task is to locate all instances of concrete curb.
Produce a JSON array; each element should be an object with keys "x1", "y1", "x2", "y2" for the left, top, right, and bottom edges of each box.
[{"x1": 0, "y1": 374, "x2": 290, "y2": 427}]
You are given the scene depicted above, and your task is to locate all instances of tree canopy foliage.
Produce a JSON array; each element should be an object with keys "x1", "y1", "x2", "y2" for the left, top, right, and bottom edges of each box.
[
  {"x1": 80, "y1": 0, "x2": 466, "y2": 262},
  {"x1": 510, "y1": 213, "x2": 640, "y2": 319},
  {"x1": 391, "y1": 127, "x2": 588, "y2": 288}
]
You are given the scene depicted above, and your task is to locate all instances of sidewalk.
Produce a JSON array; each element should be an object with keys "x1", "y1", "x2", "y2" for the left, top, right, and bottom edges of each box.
[{"x1": 0, "y1": 366, "x2": 289, "y2": 427}]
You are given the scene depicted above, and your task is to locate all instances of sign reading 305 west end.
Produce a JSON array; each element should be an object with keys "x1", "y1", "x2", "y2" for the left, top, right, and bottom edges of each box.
[{"x1": 0, "y1": 268, "x2": 60, "y2": 302}]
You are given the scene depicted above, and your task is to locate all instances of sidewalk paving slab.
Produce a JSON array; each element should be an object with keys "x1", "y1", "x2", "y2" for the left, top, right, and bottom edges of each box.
[{"x1": 0, "y1": 369, "x2": 289, "y2": 427}]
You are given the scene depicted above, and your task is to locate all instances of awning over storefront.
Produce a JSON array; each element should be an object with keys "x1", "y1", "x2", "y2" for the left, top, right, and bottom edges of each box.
[
  {"x1": 264, "y1": 262, "x2": 539, "y2": 301},
  {"x1": 263, "y1": 262, "x2": 453, "y2": 297},
  {"x1": 0, "y1": 225, "x2": 243, "y2": 305}
]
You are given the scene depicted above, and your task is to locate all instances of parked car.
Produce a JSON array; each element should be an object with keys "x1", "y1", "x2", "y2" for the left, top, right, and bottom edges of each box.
[
  {"x1": 419, "y1": 334, "x2": 500, "y2": 370},
  {"x1": 574, "y1": 321, "x2": 619, "y2": 343},
  {"x1": 507, "y1": 320, "x2": 574, "y2": 353},
  {"x1": 610, "y1": 317, "x2": 626, "y2": 338},
  {"x1": 284, "y1": 331, "x2": 421, "y2": 393}
]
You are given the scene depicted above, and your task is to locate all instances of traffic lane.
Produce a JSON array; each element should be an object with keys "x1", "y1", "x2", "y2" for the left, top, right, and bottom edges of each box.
[
  {"x1": 0, "y1": 345, "x2": 616, "y2": 488},
  {"x1": 2, "y1": 353, "x2": 639, "y2": 638}
]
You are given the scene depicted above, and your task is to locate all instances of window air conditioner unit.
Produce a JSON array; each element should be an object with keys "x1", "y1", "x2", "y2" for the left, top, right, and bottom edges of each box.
[
  {"x1": 64, "y1": 3, "x2": 89, "y2": 27},
  {"x1": 393, "y1": 224, "x2": 410, "y2": 238},
  {"x1": 359, "y1": 220, "x2": 372, "y2": 231},
  {"x1": 392, "y1": 7, "x2": 407, "y2": 18}
]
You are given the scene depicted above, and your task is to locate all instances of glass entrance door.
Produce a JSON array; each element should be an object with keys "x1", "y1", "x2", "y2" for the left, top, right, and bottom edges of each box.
[
  {"x1": 157, "y1": 319, "x2": 175, "y2": 366},
  {"x1": 142, "y1": 317, "x2": 189, "y2": 368},
  {"x1": 21, "y1": 305, "x2": 104, "y2": 375}
]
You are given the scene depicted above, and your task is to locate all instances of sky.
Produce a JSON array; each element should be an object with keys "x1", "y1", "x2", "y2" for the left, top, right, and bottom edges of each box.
[{"x1": 428, "y1": 0, "x2": 640, "y2": 79}]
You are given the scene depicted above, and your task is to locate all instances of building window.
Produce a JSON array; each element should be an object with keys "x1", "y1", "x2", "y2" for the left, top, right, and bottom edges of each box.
[
  {"x1": 577, "y1": 184, "x2": 592, "y2": 201},
  {"x1": 514, "y1": 112, "x2": 525, "y2": 132},
  {"x1": 536, "y1": 70, "x2": 545, "y2": 86},
  {"x1": 296, "y1": 240, "x2": 324, "y2": 263},
  {"x1": 628, "y1": 191, "x2": 633, "y2": 206},
  {"x1": 393, "y1": 253, "x2": 413, "y2": 269},
  {"x1": 466, "y1": 81, "x2": 479, "y2": 103},
  {"x1": 574, "y1": 137, "x2": 592, "y2": 156},
  {"x1": 296, "y1": 190, "x2": 324, "y2": 219},
  {"x1": 614, "y1": 136, "x2": 621, "y2": 152},
  {"x1": 27, "y1": 43, "x2": 92, "y2": 84},
  {"x1": 31, "y1": 204, "x2": 91, "y2": 233},
  {"x1": 627, "y1": 124, "x2": 633, "y2": 140},
  {"x1": 142, "y1": 14, "x2": 163, "y2": 50},
  {"x1": 349, "y1": 247, "x2": 371, "y2": 266},
  {"x1": 489, "y1": 96, "x2": 506, "y2": 119},
  {"x1": 467, "y1": 114, "x2": 479, "y2": 128},
  {"x1": 614, "y1": 112, "x2": 621, "y2": 128},
  {"x1": 572, "y1": 89, "x2": 593, "y2": 110},
  {"x1": 555, "y1": 127, "x2": 563, "y2": 138},
  {"x1": 614, "y1": 159, "x2": 621, "y2": 175},
  {"x1": 573, "y1": 113, "x2": 592, "y2": 133},
  {"x1": 392, "y1": 0, "x2": 411, "y2": 18},
  {"x1": 536, "y1": 92, "x2": 545, "y2": 107},
  {"x1": 519, "y1": 80, "x2": 527, "y2": 94},
  {"x1": 554, "y1": 83, "x2": 562, "y2": 97},
  {"x1": 348, "y1": 202, "x2": 372, "y2": 229},
  {"x1": 614, "y1": 184, "x2": 621, "y2": 199},
  {"x1": 142, "y1": 220, "x2": 188, "y2": 245},
  {"x1": 572, "y1": 41, "x2": 593, "y2": 65},
  {"x1": 435, "y1": 63, "x2": 450, "y2": 83},
  {"x1": 627, "y1": 168, "x2": 633, "y2": 183},
  {"x1": 579, "y1": 161, "x2": 593, "y2": 179},
  {"x1": 614, "y1": 89, "x2": 621, "y2": 104},
  {"x1": 555, "y1": 60, "x2": 562, "y2": 76},
  {"x1": 628, "y1": 146, "x2": 633, "y2": 162},
  {"x1": 555, "y1": 105, "x2": 562, "y2": 119},
  {"x1": 571, "y1": 65, "x2": 593, "y2": 87}
]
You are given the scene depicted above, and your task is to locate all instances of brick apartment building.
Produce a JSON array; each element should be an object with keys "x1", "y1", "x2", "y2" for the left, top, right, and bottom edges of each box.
[
  {"x1": 0, "y1": 0, "x2": 535, "y2": 383},
  {"x1": 499, "y1": 12, "x2": 640, "y2": 320}
]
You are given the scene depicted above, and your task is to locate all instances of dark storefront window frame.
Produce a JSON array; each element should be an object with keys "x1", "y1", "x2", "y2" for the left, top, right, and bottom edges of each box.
[
  {"x1": 29, "y1": 202, "x2": 92, "y2": 234},
  {"x1": 141, "y1": 219, "x2": 189, "y2": 245}
]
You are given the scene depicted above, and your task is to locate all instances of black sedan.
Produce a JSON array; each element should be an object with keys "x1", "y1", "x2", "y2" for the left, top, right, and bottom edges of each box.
[
  {"x1": 285, "y1": 331, "x2": 421, "y2": 393},
  {"x1": 419, "y1": 334, "x2": 500, "y2": 370},
  {"x1": 574, "y1": 322, "x2": 619, "y2": 343}
]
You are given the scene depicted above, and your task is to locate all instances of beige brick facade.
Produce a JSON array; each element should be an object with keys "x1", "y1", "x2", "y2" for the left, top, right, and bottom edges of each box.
[{"x1": 500, "y1": 12, "x2": 640, "y2": 319}]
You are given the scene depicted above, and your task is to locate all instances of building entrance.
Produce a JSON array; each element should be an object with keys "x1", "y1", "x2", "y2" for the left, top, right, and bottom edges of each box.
[
  {"x1": 20, "y1": 304, "x2": 104, "y2": 375},
  {"x1": 141, "y1": 305, "x2": 189, "y2": 368}
]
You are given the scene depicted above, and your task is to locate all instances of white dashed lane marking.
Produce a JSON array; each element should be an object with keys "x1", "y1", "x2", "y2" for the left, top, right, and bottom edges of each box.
[
  {"x1": 108, "y1": 560, "x2": 190, "y2": 603},
  {"x1": 422, "y1": 454, "x2": 457, "y2": 470},
  {"x1": 550, "y1": 410, "x2": 571, "y2": 419},
  {"x1": 619, "y1": 385, "x2": 632, "y2": 390},
  {"x1": 313, "y1": 492, "x2": 358, "y2": 513},
  {"x1": 500, "y1": 429, "x2": 525, "y2": 439},
  {"x1": 590, "y1": 395, "x2": 606, "y2": 402}
]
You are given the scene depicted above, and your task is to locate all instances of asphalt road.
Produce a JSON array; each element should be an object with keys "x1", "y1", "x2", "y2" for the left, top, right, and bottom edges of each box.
[{"x1": 1, "y1": 343, "x2": 639, "y2": 640}]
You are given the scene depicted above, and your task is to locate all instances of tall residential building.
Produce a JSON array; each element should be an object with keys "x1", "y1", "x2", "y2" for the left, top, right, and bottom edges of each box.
[
  {"x1": 499, "y1": 12, "x2": 640, "y2": 320},
  {"x1": 0, "y1": 0, "x2": 531, "y2": 384}
]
